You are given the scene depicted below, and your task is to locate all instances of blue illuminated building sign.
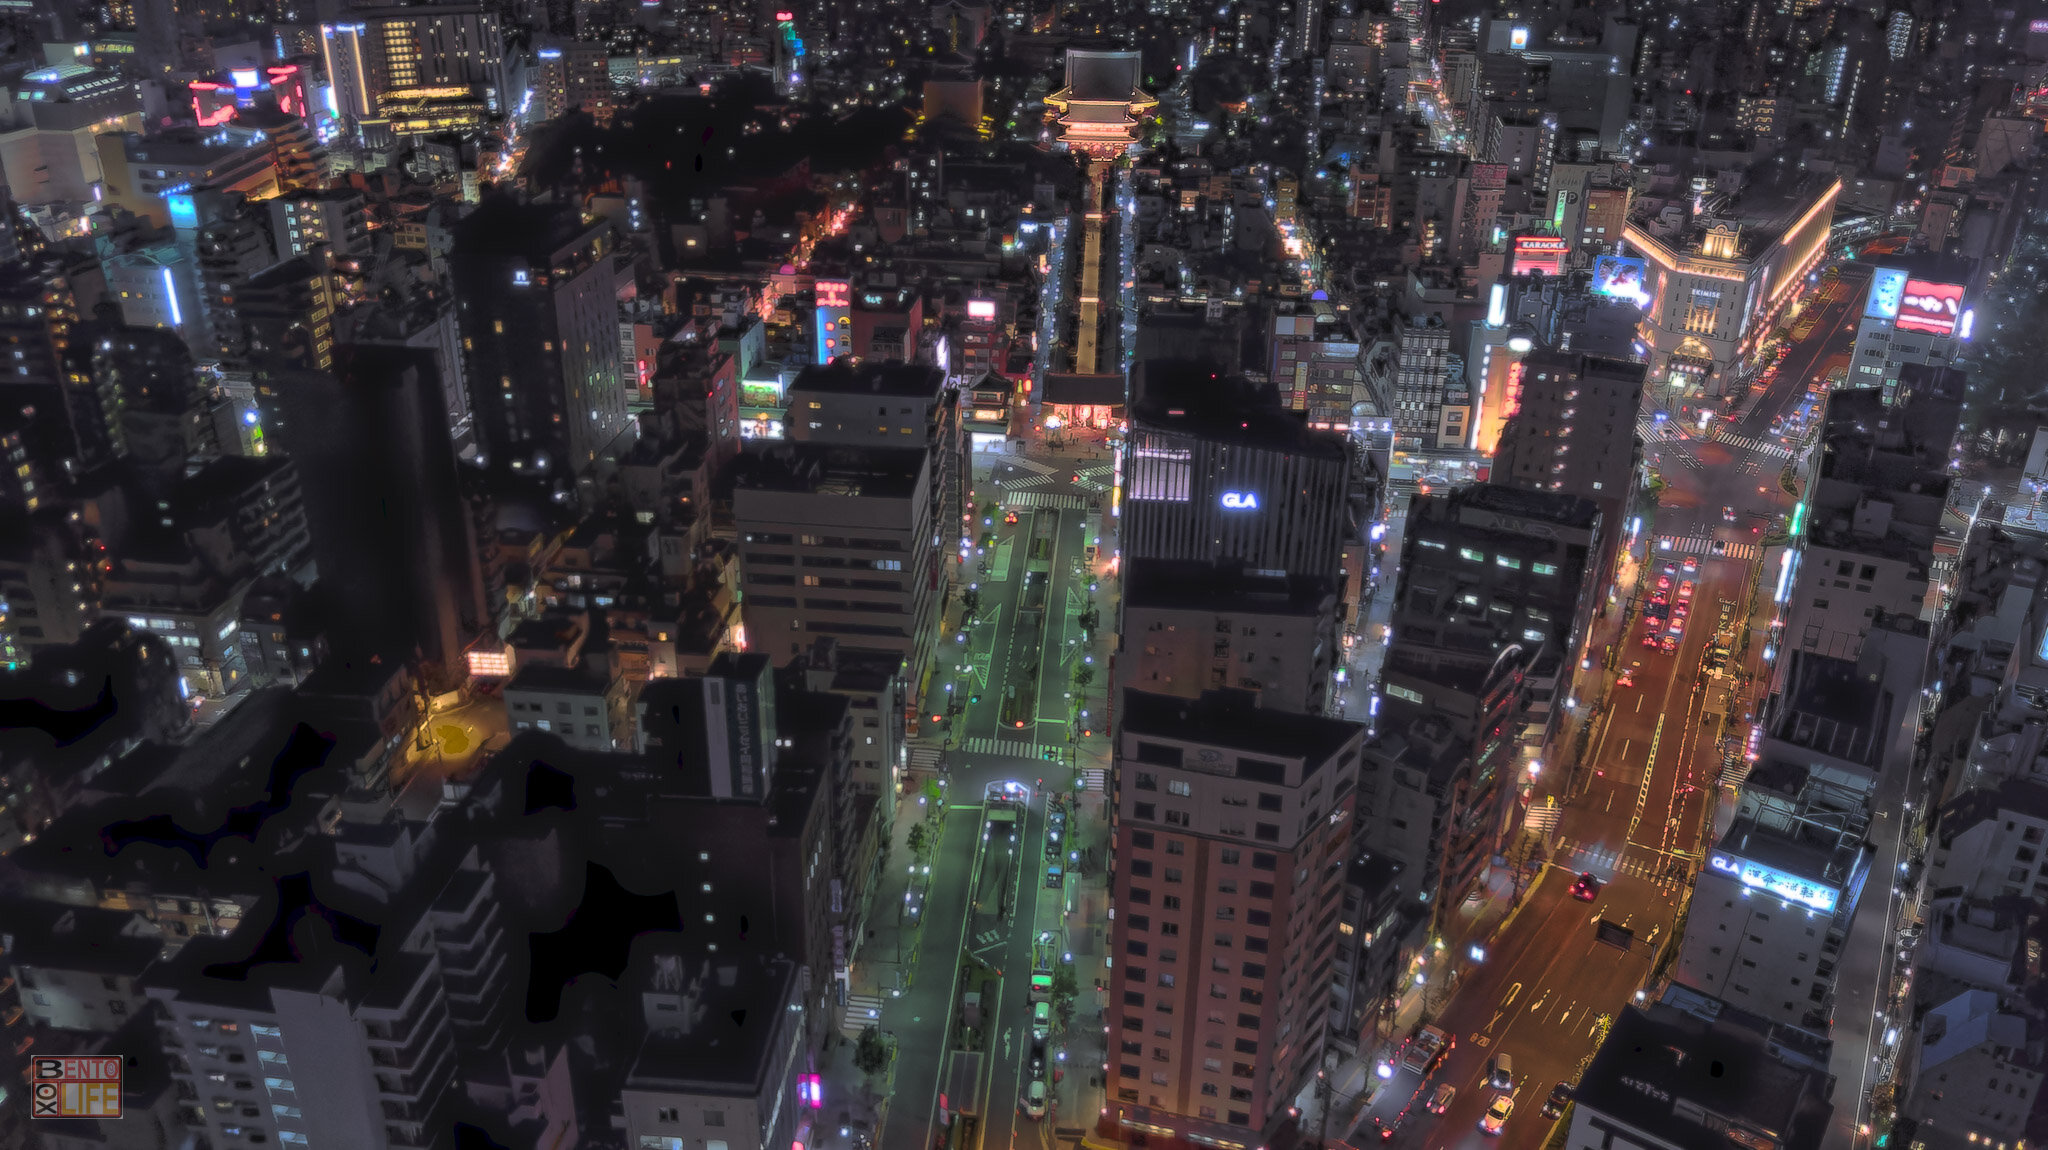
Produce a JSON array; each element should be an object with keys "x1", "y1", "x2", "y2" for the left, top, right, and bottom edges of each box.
[
  {"x1": 1220, "y1": 491, "x2": 1259, "y2": 510},
  {"x1": 1709, "y1": 852, "x2": 1837, "y2": 913}
]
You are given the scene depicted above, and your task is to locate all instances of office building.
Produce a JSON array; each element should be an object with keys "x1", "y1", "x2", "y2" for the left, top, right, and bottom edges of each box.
[
  {"x1": 733, "y1": 446, "x2": 939, "y2": 685},
  {"x1": 1847, "y1": 257, "x2": 1977, "y2": 404},
  {"x1": 784, "y1": 359, "x2": 965, "y2": 563},
  {"x1": 451, "y1": 199, "x2": 633, "y2": 507},
  {"x1": 1900, "y1": 989, "x2": 2046, "y2": 1150},
  {"x1": 1571, "y1": 987, "x2": 1836, "y2": 1150},
  {"x1": 1625, "y1": 176, "x2": 1839, "y2": 396},
  {"x1": 1269, "y1": 310, "x2": 1364, "y2": 431},
  {"x1": 1783, "y1": 377, "x2": 1958, "y2": 661},
  {"x1": 1360, "y1": 484, "x2": 1601, "y2": 906},
  {"x1": 1106, "y1": 688, "x2": 1365, "y2": 1147},
  {"x1": 1116, "y1": 559, "x2": 1339, "y2": 715},
  {"x1": 536, "y1": 40, "x2": 612, "y2": 120},
  {"x1": 1123, "y1": 364, "x2": 1358, "y2": 580},
  {"x1": 619, "y1": 952, "x2": 810, "y2": 1150},
  {"x1": 504, "y1": 661, "x2": 626, "y2": 751},
  {"x1": 268, "y1": 189, "x2": 372, "y2": 260},
  {"x1": 1492, "y1": 350, "x2": 1645, "y2": 579},
  {"x1": 1672, "y1": 762, "x2": 1874, "y2": 1034},
  {"x1": 1385, "y1": 314, "x2": 1462, "y2": 453},
  {"x1": 322, "y1": 6, "x2": 508, "y2": 142}
]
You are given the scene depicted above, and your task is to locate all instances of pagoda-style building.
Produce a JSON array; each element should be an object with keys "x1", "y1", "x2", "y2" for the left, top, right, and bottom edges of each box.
[{"x1": 1045, "y1": 50, "x2": 1155, "y2": 376}]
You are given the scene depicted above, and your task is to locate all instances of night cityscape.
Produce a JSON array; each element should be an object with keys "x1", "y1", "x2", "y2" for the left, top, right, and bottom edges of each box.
[{"x1": 1, "y1": 0, "x2": 2046, "y2": 1147}]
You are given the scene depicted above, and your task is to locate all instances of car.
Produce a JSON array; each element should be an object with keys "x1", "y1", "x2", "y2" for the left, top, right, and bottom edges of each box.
[
  {"x1": 1655, "y1": 573, "x2": 1673, "y2": 591},
  {"x1": 1650, "y1": 590, "x2": 1670, "y2": 606},
  {"x1": 1022, "y1": 1079, "x2": 1049, "y2": 1119},
  {"x1": 1480, "y1": 1094, "x2": 1514, "y2": 1135},
  {"x1": 1682, "y1": 555, "x2": 1699, "y2": 574},
  {"x1": 1616, "y1": 668, "x2": 1635, "y2": 688},
  {"x1": 1032, "y1": 1000, "x2": 1051, "y2": 1041},
  {"x1": 1643, "y1": 631, "x2": 1661, "y2": 648},
  {"x1": 1004, "y1": 510, "x2": 1019, "y2": 524},
  {"x1": 1045, "y1": 865, "x2": 1064, "y2": 888},
  {"x1": 1673, "y1": 603, "x2": 1690, "y2": 621},
  {"x1": 1428, "y1": 1083, "x2": 1457, "y2": 1114},
  {"x1": 1543, "y1": 1082, "x2": 1574, "y2": 1119},
  {"x1": 1030, "y1": 1040, "x2": 1047, "y2": 1078},
  {"x1": 1571, "y1": 872, "x2": 1602, "y2": 901},
  {"x1": 1678, "y1": 581, "x2": 1696, "y2": 601},
  {"x1": 1661, "y1": 635, "x2": 1678, "y2": 654}
]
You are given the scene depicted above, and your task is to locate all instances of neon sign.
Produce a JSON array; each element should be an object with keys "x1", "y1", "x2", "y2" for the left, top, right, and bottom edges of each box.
[
  {"x1": 1708, "y1": 853, "x2": 1838, "y2": 913},
  {"x1": 1896, "y1": 280, "x2": 1964, "y2": 336},
  {"x1": 816, "y1": 280, "x2": 851, "y2": 309},
  {"x1": 1220, "y1": 492, "x2": 1259, "y2": 510},
  {"x1": 1864, "y1": 268, "x2": 1906, "y2": 320}
]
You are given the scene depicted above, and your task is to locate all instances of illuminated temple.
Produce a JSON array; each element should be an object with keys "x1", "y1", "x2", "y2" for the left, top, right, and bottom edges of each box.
[{"x1": 1046, "y1": 50, "x2": 1154, "y2": 377}]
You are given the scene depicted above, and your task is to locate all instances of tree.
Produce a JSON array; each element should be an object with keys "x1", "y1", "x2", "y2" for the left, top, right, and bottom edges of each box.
[
  {"x1": 1071, "y1": 664, "x2": 1095, "y2": 689},
  {"x1": 907, "y1": 822, "x2": 930, "y2": 860},
  {"x1": 854, "y1": 1025, "x2": 890, "y2": 1078},
  {"x1": 1051, "y1": 964, "x2": 1080, "y2": 1029}
]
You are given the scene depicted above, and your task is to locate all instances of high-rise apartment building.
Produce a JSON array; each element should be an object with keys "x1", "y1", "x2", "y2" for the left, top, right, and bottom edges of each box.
[
  {"x1": 1492, "y1": 350, "x2": 1644, "y2": 578},
  {"x1": 1116, "y1": 560, "x2": 1339, "y2": 715},
  {"x1": 1107, "y1": 688, "x2": 1365, "y2": 1147},
  {"x1": 451, "y1": 200, "x2": 633, "y2": 507}
]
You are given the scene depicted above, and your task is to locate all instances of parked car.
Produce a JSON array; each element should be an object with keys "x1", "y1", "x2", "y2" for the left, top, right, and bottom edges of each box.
[
  {"x1": 1022, "y1": 1079, "x2": 1048, "y2": 1119},
  {"x1": 1543, "y1": 1082, "x2": 1574, "y2": 1118},
  {"x1": 1428, "y1": 1084, "x2": 1457, "y2": 1114}
]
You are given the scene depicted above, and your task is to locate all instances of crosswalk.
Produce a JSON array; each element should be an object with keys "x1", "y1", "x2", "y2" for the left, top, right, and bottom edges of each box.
[
  {"x1": 973, "y1": 928, "x2": 1005, "y2": 948},
  {"x1": 842, "y1": 993, "x2": 886, "y2": 1035},
  {"x1": 962, "y1": 735, "x2": 1063, "y2": 760},
  {"x1": 1002, "y1": 472, "x2": 1056, "y2": 490},
  {"x1": 1002, "y1": 491, "x2": 1087, "y2": 510},
  {"x1": 1555, "y1": 839, "x2": 1689, "y2": 892},
  {"x1": 909, "y1": 746, "x2": 943, "y2": 773},
  {"x1": 1656, "y1": 536, "x2": 1760, "y2": 562},
  {"x1": 1712, "y1": 431, "x2": 1796, "y2": 459},
  {"x1": 1080, "y1": 768, "x2": 1108, "y2": 791}
]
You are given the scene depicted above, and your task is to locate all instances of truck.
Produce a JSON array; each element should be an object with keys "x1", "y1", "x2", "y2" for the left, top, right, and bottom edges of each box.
[{"x1": 1400, "y1": 1025, "x2": 1451, "y2": 1076}]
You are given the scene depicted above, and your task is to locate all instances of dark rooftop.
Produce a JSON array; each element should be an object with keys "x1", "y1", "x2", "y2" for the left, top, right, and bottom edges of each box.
[
  {"x1": 1130, "y1": 360, "x2": 1348, "y2": 460},
  {"x1": 1121, "y1": 688, "x2": 1362, "y2": 766},
  {"x1": 787, "y1": 360, "x2": 944, "y2": 398},
  {"x1": 1576, "y1": 998, "x2": 1835, "y2": 1150},
  {"x1": 732, "y1": 443, "x2": 929, "y2": 500},
  {"x1": 1123, "y1": 559, "x2": 1336, "y2": 615}
]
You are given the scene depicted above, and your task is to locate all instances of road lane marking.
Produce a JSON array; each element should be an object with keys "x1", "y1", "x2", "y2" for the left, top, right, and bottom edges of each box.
[
  {"x1": 1486, "y1": 1010, "x2": 1503, "y2": 1033},
  {"x1": 1502, "y1": 982, "x2": 1523, "y2": 1007}
]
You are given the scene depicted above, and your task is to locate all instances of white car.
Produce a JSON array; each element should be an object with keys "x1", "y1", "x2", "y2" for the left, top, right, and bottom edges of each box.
[
  {"x1": 1022, "y1": 1079, "x2": 1049, "y2": 1120},
  {"x1": 1480, "y1": 1094, "x2": 1513, "y2": 1135}
]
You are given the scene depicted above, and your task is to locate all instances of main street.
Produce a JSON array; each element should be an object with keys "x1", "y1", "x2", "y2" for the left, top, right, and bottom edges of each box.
[
  {"x1": 874, "y1": 450, "x2": 1119, "y2": 1150},
  {"x1": 1359, "y1": 282, "x2": 1858, "y2": 1149}
]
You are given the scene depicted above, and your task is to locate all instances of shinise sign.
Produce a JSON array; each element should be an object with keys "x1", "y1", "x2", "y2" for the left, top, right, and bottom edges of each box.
[{"x1": 1709, "y1": 853, "x2": 1838, "y2": 913}]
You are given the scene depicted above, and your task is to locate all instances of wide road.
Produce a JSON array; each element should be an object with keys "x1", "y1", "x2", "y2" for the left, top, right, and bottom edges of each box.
[{"x1": 1357, "y1": 278, "x2": 1855, "y2": 1150}]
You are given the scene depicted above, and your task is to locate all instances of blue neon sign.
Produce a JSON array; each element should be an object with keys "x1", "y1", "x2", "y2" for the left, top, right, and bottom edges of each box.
[{"x1": 1710, "y1": 852, "x2": 1837, "y2": 913}]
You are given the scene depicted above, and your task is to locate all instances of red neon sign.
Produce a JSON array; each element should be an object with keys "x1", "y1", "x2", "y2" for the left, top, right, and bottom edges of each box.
[
  {"x1": 815, "y1": 280, "x2": 850, "y2": 309},
  {"x1": 1894, "y1": 280, "x2": 1964, "y2": 336}
]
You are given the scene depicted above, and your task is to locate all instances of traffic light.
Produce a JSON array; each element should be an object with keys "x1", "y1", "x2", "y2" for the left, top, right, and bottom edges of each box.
[{"x1": 970, "y1": 693, "x2": 981, "y2": 704}]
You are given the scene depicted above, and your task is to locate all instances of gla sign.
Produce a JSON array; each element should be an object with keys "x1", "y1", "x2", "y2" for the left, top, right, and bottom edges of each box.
[
  {"x1": 1221, "y1": 491, "x2": 1259, "y2": 510},
  {"x1": 1709, "y1": 853, "x2": 1837, "y2": 913}
]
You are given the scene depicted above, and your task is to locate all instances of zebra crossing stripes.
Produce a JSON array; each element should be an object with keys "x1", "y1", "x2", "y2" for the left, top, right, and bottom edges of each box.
[
  {"x1": 1556, "y1": 839, "x2": 1688, "y2": 891},
  {"x1": 1001, "y1": 491, "x2": 1086, "y2": 510},
  {"x1": 1080, "y1": 768, "x2": 1108, "y2": 792},
  {"x1": 1001, "y1": 472, "x2": 1055, "y2": 490},
  {"x1": 1656, "y1": 536, "x2": 1760, "y2": 562},
  {"x1": 963, "y1": 736, "x2": 1062, "y2": 760},
  {"x1": 973, "y1": 928, "x2": 1004, "y2": 948},
  {"x1": 1713, "y1": 431, "x2": 1796, "y2": 459},
  {"x1": 842, "y1": 993, "x2": 886, "y2": 1034},
  {"x1": 908, "y1": 746, "x2": 944, "y2": 773}
]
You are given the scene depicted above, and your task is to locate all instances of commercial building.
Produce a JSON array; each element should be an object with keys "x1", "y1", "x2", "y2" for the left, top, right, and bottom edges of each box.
[
  {"x1": 450, "y1": 199, "x2": 633, "y2": 508},
  {"x1": 1106, "y1": 688, "x2": 1365, "y2": 1148},
  {"x1": 321, "y1": 5, "x2": 508, "y2": 143},
  {"x1": 1269, "y1": 310, "x2": 1364, "y2": 431},
  {"x1": 1360, "y1": 484, "x2": 1601, "y2": 906},
  {"x1": 1781, "y1": 376, "x2": 1959, "y2": 663},
  {"x1": 1123, "y1": 364, "x2": 1359, "y2": 580},
  {"x1": 1570, "y1": 986, "x2": 1836, "y2": 1150},
  {"x1": 733, "y1": 445, "x2": 939, "y2": 688},
  {"x1": 1847, "y1": 256, "x2": 1977, "y2": 404},
  {"x1": 1624, "y1": 175, "x2": 1839, "y2": 397},
  {"x1": 1490, "y1": 351, "x2": 1645, "y2": 534},
  {"x1": 1383, "y1": 314, "x2": 1463, "y2": 453},
  {"x1": 1115, "y1": 559, "x2": 1339, "y2": 715},
  {"x1": 504, "y1": 661, "x2": 626, "y2": 751},
  {"x1": 1671, "y1": 761, "x2": 1874, "y2": 1034}
]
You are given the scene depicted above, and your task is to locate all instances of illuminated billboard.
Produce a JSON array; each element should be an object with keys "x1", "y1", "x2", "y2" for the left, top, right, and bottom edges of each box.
[
  {"x1": 966, "y1": 299, "x2": 997, "y2": 320},
  {"x1": 1708, "y1": 852, "x2": 1838, "y2": 913},
  {"x1": 1896, "y1": 279, "x2": 1964, "y2": 336},
  {"x1": 815, "y1": 279, "x2": 851, "y2": 364},
  {"x1": 1864, "y1": 267, "x2": 1906, "y2": 320},
  {"x1": 1511, "y1": 235, "x2": 1568, "y2": 277},
  {"x1": 1591, "y1": 256, "x2": 1650, "y2": 308}
]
